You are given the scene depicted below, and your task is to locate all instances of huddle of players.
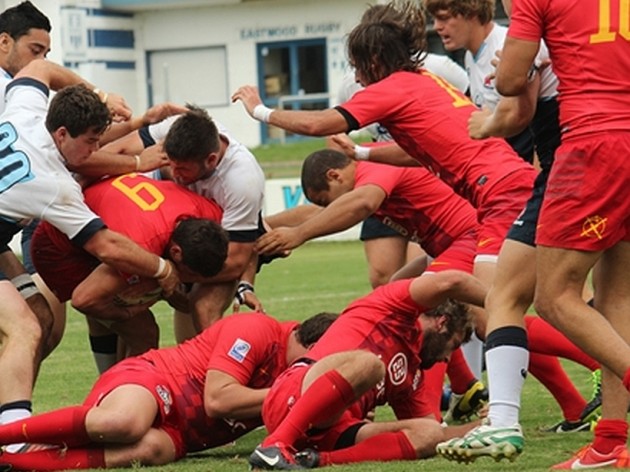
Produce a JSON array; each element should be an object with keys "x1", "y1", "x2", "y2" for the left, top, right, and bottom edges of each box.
[{"x1": 1, "y1": 0, "x2": 629, "y2": 470}]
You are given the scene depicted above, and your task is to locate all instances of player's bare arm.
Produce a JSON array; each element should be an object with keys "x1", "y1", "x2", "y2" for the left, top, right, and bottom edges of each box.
[
  {"x1": 100, "y1": 102, "x2": 187, "y2": 144},
  {"x1": 495, "y1": 36, "x2": 540, "y2": 96},
  {"x1": 67, "y1": 145, "x2": 168, "y2": 181},
  {"x1": 332, "y1": 136, "x2": 420, "y2": 167},
  {"x1": 81, "y1": 229, "x2": 179, "y2": 296},
  {"x1": 14, "y1": 59, "x2": 132, "y2": 121},
  {"x1": 204, "y1": 370, "x2": 269, "y2": 419},
  {"x1": 256, "y1": 185, "x2": 385, "y2": 255},
  {"x1": 409, "y1": 270, "x2": 487, "y2": 309},
  {"x1": 232, "y1": 85, "x2": 348, "y2": 136},
  {"x1": 194, "y1": 241, "x2": 253, "y2": 284},
  {"x1": 71, "y1": 264, "x2": 157, "y2": 321},
  {"x1": 264, "y1": 205, "x2": 323, "y2": 229},
  {"x1": 469, "y1": 73, "x2": 539, "y2": 139}
]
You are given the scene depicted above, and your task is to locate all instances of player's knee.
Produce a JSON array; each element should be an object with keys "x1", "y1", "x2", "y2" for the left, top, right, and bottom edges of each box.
[
  {"x1": 533, "y1": 290, "x2": 557, "y2": 323},
  {"x1": 25, "y1": 293, "x2": 54, "y2": 340},
  {"x1": 133, "y1": 430, "x2": 175, "y2": 466},
  {"x1": 6, "y1": 307, "x2": 43, "y2": 349},
  {"x1": 353, "y1": 351, "x2": 386, "y2": 385},
  {"x1": 94, "y1": 413, "x2": 148, "y2": 443}
]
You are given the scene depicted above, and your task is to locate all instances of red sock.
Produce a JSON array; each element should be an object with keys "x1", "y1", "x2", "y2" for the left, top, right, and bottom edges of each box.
[
  {"x1": 419, "y1": 361, "x2": 447, "y2": 421},
  {"x1": 263, "y1": 370, "x2": 355, "y2": 447},
  {"x1": 526, "y1": 316, "x2": 599, "y2": 371},
  {"x1": 0, "y1": 447, "x2": 105, "y2": 470},
  {"x1": 320, "y1": 431, "x2": 416, "y2": 465},
  {"x1": 446, "y1": 347, "x2": 476, "y2": 393},
  {"x1": 529, "y1": 352, "x2": 586, "y2": 422},
  {"x1": 623, "y1": 368, "x2": 630, "y2": 393},
  {"x1": 593, "y1": 419, "x2": 629, "y2": 454},
  {"x1": 0, "y1": 406, "x2": 91, "y2": 448}
]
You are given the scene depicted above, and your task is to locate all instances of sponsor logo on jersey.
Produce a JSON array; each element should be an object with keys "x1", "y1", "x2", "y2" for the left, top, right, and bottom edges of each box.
[
  {"x1": 477, "y1": 237, "x2": 494, "y2": 248},
  {"x1": 388, "y1": 352, "x2": 408, "y2": 386},
  {"x1": 228, "y1": 338, "x2": 251, "y2": 363},
  {"x1": 581, "y1": 215, "x2": 607, "y2": 240},
  {"x1": 156, "y1": 385, "x2": 172, "y2": 415}
]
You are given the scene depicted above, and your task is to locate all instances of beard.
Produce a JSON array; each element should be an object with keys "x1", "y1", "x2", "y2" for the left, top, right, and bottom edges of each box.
[{"x1": 419, "y1": 330, "x2": 451, "y2": 370}]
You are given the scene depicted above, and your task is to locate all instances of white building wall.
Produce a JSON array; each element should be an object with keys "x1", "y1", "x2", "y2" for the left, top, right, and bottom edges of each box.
[
  {"x1": 3, "y1": 0, "x2": 373, "y2": 145},
  {"x1": 133, "y1": 0, "x2": 367, "y2": 147}
]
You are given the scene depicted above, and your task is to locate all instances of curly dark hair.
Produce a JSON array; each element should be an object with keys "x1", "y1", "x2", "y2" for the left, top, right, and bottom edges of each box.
[
  {"x1": 46, "y1": 84, "x2": 111, "y2": 137},
  {"x1": 425, "y1": 298, "x2": 474, "y2": 344},
  {"x1": 347, "y1": 1, "x2": 427, "y2": 85}
]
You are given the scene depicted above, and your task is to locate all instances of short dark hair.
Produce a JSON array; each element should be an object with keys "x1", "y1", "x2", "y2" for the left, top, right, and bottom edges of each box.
[
  {"x1": 163, "y1": 105, "x2": 220, "y2": 163},
  {"x1": 45, "y1": 84, "x2": 111, "y2": 137},
  {"x1": 347, "y1": 1, "x2": 427, "y2": 84},
  {"x1": 301, "y1": 149, "x2": 352, "y2": 194},
  {"x1": 171, "y1": 218, "x2": 228, "y2": 278},
  {"x1": 0, "y1": 1, "x2": 51, "y2": 39},
  {"x1": 295, "y1": 312, "x2": 339, "y2": 347},
  {"x1": 425, "y1": 298, "x2": 474, "y2": 344}
]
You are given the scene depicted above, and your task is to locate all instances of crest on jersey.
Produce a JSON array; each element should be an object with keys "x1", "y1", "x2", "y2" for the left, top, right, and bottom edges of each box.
[
  {"x1": 388, "y1": 352, "x2": 408, "y2": 386},
  {"x1": 155, "y1": 384, "x2": 172, "y2": 414},
  {"x1": 228, "y1": 338, "x2": 251, "y2": 363}
]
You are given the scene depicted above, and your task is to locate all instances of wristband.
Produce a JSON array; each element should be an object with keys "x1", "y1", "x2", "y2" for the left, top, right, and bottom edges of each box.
[
  {"x1": 133, "y1": 154, "x2": 141, "y2": 171},
  {"x1": 153, "y1": 257, "x2": 168, "y2": 278},
  {"x1": 11, "y1": 274, "x2": 40, "y2": 299},
  {"x1": 354, "y1": 145, "x2": 371, "y2": 161},
  {"x1": 235, "y1": 281, "x2": 255, "y2": 305},
  {"x1": 252, "y1": 104, "x2": 274, "y2": 123}
]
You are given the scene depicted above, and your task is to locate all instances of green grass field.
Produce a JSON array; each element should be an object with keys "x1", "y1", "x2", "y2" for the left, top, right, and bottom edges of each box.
[{"x1": 32, "y1": 240, "x2": 596, "y2": 472}]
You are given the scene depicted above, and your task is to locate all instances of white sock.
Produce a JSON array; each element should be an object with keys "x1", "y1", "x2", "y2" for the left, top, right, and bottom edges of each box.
[
  {"x1": 461, "y1": 333, "x2": 484, "y2": 379},
  {"x1": 1, "y1": 408, "x2": 31, "y2": 453},
  {"x1": 486, "y1": 345, "x2": 528, "y2": 427}
]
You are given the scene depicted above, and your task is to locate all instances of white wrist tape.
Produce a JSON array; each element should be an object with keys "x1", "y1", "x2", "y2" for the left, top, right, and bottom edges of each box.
[
  {"x1": 252, "y1": 104, "x2": 274, "y2": 123},
  {"x1": 235, "y1": 281, "x2": 255, "y2": 305},
  {"x1": 354, "y1": 145, "x2": 371, "y2": 161},
  {"x1": 11, "y1": 274, "x2": 40, "y2": 299}
]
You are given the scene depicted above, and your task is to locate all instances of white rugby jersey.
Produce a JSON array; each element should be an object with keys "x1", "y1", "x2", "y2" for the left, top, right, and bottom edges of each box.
[
  {"x1": 147, "y1": 116, "x2": 265, "y2": 235},
  {"x1": 466, "y1": 23, "x2": 558, "y2": 110},
  {"x1": 0, "y1": 78, "x2": 102, "y2": 243},
  {"x1": 0, "y1": 68, "x2": 11, "y2": 114}
]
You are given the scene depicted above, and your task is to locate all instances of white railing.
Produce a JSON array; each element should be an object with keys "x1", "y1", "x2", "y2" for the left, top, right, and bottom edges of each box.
[{"x1": 274, "y1": 92, "x2": 331, "y2": 144}]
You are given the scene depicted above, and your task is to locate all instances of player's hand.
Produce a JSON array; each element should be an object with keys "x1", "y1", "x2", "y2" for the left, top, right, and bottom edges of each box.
[
  {"x1": 231, "y1": 85, "x2": 263, "y2": 117},
  {"x1": 105, "y1": 92, "x2": 133, "y2": 122},
  {"x1": 156, "y1": 260, "x2": 180, "y2": 296},
  {"x1": 233, "y1": 290, "x2": 265, "y2": 313},
  {"x1": 255, "y1": 227, "x2": 304, "y2": 255},
  {"x1": 329, "y1": 133, "x2": 357, "y2": 159},
  {"x1": 137, "y1": 143, "x2": 169, "y2": 172},
  {"x1": 141, "y1": 102, "x2": 188, "y2": 125},
  {"x1": 467, "y1": 106, "x2": 492, "y2": 139}
]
